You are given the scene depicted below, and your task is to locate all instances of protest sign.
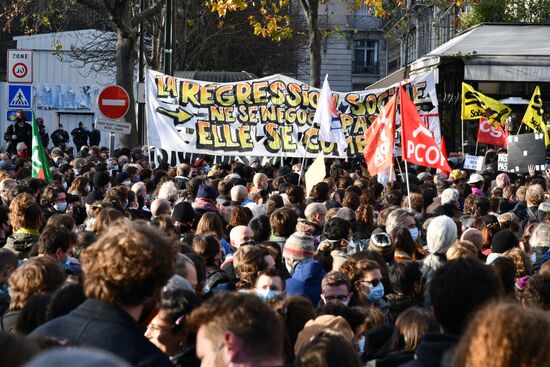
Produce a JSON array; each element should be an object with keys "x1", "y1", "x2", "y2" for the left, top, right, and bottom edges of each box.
[
  {"x1": 497, "y1": 153, "x2": 508, "y2": 172},
  {"x1": 145, "y1": 69, "x2": 439, "y2": 165},
  {"x1": 506, "y1": 133, "x2": 545, "y2": 173},
  {"x1": 463, "y1": 155, "x2": 485, "y2": 171}
]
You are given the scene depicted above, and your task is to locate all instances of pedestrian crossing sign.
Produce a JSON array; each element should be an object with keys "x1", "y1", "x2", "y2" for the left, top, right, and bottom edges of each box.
[{"x1": 8, "y1": 84, "x2": 32, "y2": 109}]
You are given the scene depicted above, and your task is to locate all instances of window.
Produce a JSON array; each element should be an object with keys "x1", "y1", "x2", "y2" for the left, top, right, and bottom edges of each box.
[{"x1": 353, "y1": 40, "x2": 379, "y2": 74}]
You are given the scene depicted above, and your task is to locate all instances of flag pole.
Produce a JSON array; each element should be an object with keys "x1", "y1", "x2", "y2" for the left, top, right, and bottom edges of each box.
[
  {"x1": 404, "y1": 159, "x2": 412, "y2": 209},
  {"x1": 461, "y1": 118, "x2": 465, "y2": 157},
  {"x1": 474, "y1": 139, "x2": 479, "y2": 156},
  {"x1": 299, "y1": 125, "x2": 314, "y2": 184}
]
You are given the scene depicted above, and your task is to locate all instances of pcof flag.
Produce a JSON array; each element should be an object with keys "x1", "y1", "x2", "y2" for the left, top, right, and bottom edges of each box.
[
  {"x1": 522, "y1": 86, "x2": 549, "y2": 146},
  {"x1": 461, "y1": 82, "x2": 511, "y2": 127},
  {"x1": 314, "y1": 75, "x2": 348, "y2": 157},
  {"x1": 31, "y1": 111, "x2": 51, "y2": 181}
]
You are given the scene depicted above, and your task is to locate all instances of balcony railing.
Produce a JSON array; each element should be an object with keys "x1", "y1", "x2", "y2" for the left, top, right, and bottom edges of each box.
[{"x1": 352, "y1": 62, "x2": 379, "y2": 74}]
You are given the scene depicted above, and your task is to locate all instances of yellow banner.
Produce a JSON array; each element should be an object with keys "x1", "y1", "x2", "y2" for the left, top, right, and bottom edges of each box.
[
  {"x1": 522, "y1": 86, "x2": 549, "y2": 146},
  {"x1": 461, "y1": 83, "x2": 511, "y2": 127}
]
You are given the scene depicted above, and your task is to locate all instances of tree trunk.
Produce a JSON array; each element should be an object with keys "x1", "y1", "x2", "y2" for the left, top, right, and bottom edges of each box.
[
  {"x1": 117, "y1": 31, "x2": 139, "y2": 148},
  {"x1": 306, "y1": 0, "x2": 321, "y2": 88}
]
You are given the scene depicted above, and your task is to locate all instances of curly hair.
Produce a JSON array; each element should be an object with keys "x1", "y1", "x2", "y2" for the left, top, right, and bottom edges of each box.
[
  {"x1": 90, "y1": 207, "x2": 125, "y2": 235},
  {"x1": 81, "y1": 219, "x2": 177, "y2": 306},
  {"x1": 39, "y1": 183, "x2": 65, "y2": 207},
  {"x1": 9, "y1": 193, "x2": 42, "y2": 231},
  {"x1": 503, "y1": 247, "x2": 533, "y2": 278},
  {"x1": 229, "y1": 206, "x2": 253, "y2": 228},
  {"x1": 8, "y1": 256, "x2": 65, "y2": 310}
]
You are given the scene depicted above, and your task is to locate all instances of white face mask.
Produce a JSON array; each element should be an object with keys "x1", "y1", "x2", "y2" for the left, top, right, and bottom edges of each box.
[
  {"x1": 62, "y1": 182, "x2": 68, "y2": 190},
  {"x1": 85, "y1": 185, "x2": 91, "y2": 192},
  {"x1": 54, "y1": 202, "x2": 68, "y2": 212},
  {"x1": 122, "y1": 180, "x2": 131, "y2": 186},
  {"x1": 285, "y1": 261, "x2": 294, "y2": 275}
]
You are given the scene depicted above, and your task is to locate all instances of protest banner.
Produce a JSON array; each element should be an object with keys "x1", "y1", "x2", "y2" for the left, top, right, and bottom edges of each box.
[
  {"x1": 145, "y1": 69, "x2": 439, "y2": 165},
  {"x1": 497, "y1": 153, "x2": 508, "y2": 172}
]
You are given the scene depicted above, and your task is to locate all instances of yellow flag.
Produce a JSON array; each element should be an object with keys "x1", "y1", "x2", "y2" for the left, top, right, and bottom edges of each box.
[
  {"x1": 461, "y1": 82, "x2": 511, "y2": 127},
  {"x1": 522, "y1": 86, "x2": 549, "y2": 146},
  {"x1": 305, "y1": 152, "x2": 326, "y2": 196}
]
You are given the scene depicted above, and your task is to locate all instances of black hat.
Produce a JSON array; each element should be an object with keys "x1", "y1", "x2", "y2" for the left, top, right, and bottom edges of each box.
[
  {"x1": 276, "y1": 166, "x2": 292, "y2": 178},
  {"x1": 93, "y1": 171, "x2": 110, "y2": 188},
  {"x1": 84, "y1": 190, "x2": 104, "y2": 205},
  {"x1": 115, "y1": 172, "x2": 130, "y2": 184},
  {"x1": 171, "y1": 202, "x2": 195, "y2": 223},
  {"x1": 491, "y1": 230, "x2": 519, "y2": 254}
]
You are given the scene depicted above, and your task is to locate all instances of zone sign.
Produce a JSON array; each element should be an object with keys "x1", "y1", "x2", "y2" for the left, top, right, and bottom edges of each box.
[{"x1": 7, "y1": 50, "x2": 33, "y2": 83}]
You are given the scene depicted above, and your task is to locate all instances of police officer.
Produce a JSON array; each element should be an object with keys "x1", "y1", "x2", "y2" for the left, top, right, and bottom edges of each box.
[
  {"x1": 36, "y1": 117, "x2": 50, "y2": 148},
  {"x1": 88, "y1": 123, "x2": 101, "y2": 147},
  {"x1": 71, "y1": 121, "x2": 88, "y2": 151},
  {"x1": 51, "y1": 123, "x2": 70, "y2": 148},
  {"x1": 4, "y1": 110, "x2": 32, "y2": 155}
]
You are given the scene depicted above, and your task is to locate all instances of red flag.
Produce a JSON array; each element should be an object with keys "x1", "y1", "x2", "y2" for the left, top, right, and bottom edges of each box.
[
  {"x1": 400, "y1": 85, "x2": 451, "y2": 173},
  {"x1": 364, "y1": 93, "x2": 397, "y2": 176},
  {"x1": 477, "y1": 118, "x2": 508, "y2": 147},
  {"x1": 440, "y1": 136, "x2": 447, "y2": 159}
]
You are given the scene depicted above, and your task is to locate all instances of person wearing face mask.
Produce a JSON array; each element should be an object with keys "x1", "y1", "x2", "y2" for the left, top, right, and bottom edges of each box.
[
  {"x1": 4, "y1": 110, "x2": 32, "y2": 155},
  {"x1": 31, "y1": 221, "x2": 176, "y2": 367},
  {"x1": 283, "y1": 232, "x2": 326, "y2": 306},
  {"x1": 320, "y1": 271, "x2": 352, "y2": 306},
  {"x1": 50, "y1": 123, "x2": 70, "y2": 148},
  {"x1": 37, "y1": 225, "x2": 81, "y2": 276},
  {"x1": 341, "y1": 258, "x2": 387, "y2": 310},
  {"x1": 255, "y1": 268, "x2": 286, "y2": 302},
  {"x1": 40, "y1": 183, "x2": 71, "y2": 221},
  {"x1": 15, "y1": 142, "x2": 29, "y2": 161}
]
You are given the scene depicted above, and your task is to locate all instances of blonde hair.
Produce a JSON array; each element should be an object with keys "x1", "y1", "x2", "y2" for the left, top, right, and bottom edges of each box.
[{"x1": 446, "y1": 240, "x2": 478, "y2": 261}]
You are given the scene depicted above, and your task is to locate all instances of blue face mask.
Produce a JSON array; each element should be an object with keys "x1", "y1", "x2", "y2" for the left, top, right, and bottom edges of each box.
[
  {"x1": 368, "y1": 283, "x2": 385, "y2": 303},
  {"x1": 63, "y1": 256, "x2": 72, "y2": 270},
  {"x1": 408, "y1": 227, "x2": 419, "y2": 241},
  {"x1": 256, "y1": 289, "x2": 281, "y2": 301}
]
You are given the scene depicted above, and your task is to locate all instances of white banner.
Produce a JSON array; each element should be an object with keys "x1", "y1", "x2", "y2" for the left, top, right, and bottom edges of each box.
[{"x1": 146, "y1": 69, "x2": 439, "y2": 164}]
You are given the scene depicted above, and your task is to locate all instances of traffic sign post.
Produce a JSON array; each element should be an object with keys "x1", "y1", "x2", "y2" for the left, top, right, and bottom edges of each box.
[
  {"x1": 7, "y1": 84, "x2": 32, "y2": 110},
  {"x1": 97, "y1": 85, "x2": 130, "y2": 120},
  {"x1": 95, "y1": 117, "x2": 132, "y2": 135},
  {"x1": 7, "y1": 50, "x2": 33, "y2": 83}
]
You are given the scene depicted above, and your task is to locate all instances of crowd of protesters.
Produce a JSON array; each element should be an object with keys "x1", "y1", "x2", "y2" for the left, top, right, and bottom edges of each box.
[{"x1": 0, "y1": 132, "x2": 550, "y2": 367}]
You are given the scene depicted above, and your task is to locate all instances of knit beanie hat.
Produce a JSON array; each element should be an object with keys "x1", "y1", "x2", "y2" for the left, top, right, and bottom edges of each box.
[
  {"x1": 196, "y1": 184, "x2": 217, "y2": 201},
  {"x1": 491, "y1": 230, "x2": 519, "y2": 254},
  {"x1": 283, "y1": 232, "x2": 315, "y2": 262},
  {"x1": 369, "y1": 232, "x2": 395, "y2": 258}
]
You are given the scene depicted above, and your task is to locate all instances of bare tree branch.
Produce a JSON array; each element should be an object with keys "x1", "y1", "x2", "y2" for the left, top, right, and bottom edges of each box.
[
  {"x1": 131, "y1": 0, "x2": 164, "y2": 27},
  {"x1": 76, "y1": 0, "x2": 108, "y2": 14}
]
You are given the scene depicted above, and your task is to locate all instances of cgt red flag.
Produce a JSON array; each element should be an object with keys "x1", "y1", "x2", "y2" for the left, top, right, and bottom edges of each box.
[
  {"x1": 364, "y1": 92, "x2": 398, "y2": 177},
  {"x1": 477, "y1": 118, "x2": 508, "y2": 147},
  {"x1": 400, "y1": 85, "x2": 451, "y2": 173}
]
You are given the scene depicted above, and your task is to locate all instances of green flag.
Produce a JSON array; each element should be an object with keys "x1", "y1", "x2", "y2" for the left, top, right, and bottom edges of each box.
[{"x1": 31, "y1": 111, "x2": 51, "y2": 181}]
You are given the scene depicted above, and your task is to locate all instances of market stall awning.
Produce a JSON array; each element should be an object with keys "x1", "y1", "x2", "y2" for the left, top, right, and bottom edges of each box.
[{"x1": 409, "y1": 23, "x2": 550, "y2": 82}]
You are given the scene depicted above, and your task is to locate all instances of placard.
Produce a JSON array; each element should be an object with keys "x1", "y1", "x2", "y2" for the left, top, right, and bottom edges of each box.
[
  {"x1": 463, "y1": 154, "x2": 485, "y2": 171},
  {"x1": 506, "y1": 133, "x2": 545, "y2": 173},
  {"x1": 95, "y1": 118, "x2": 132, "y2": 135},
  {"x1": 497, "y1": 153, "x2": 508, "y2": 172}
]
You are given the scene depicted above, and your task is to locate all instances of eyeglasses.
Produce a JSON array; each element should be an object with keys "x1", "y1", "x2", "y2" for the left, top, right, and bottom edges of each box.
[
  {"x1": 360, "y1": 279, "x2": 381, "y2": 287},
  {"x1": 323, "y1": 294, "x2": 349, "y2": 302}
]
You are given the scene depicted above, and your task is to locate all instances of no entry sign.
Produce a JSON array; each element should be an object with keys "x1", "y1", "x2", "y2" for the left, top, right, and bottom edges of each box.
[{"x1": 98, "y1": 85, "x2": 130, "y2": 120}]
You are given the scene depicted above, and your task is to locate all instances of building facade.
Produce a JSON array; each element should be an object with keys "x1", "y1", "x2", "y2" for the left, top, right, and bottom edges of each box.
[{"x1": 295, "y1": 2, "x2": 388, "y2": 91}]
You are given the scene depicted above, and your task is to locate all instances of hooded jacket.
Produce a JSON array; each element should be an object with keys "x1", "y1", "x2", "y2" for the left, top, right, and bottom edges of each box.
[
  {"x1": 4, "y1": 231, "x2": 39, "y2": 259},
  {"x1": 286, "y1": 258, "x2": 326, "y2": 306}
]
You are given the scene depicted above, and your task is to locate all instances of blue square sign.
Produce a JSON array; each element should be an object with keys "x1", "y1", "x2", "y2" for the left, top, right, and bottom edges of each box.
[{"x1": 8, "y1": 84, "x2": 32, "y2": 109}]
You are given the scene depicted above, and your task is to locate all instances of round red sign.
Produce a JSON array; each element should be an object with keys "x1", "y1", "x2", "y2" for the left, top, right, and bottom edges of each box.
[
  {"x1": 98, "y1": 85, "x2": 130, "y2": 120},
  {"x1": 12, "y1": 62, "x2": 28, "y2": 78}
]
